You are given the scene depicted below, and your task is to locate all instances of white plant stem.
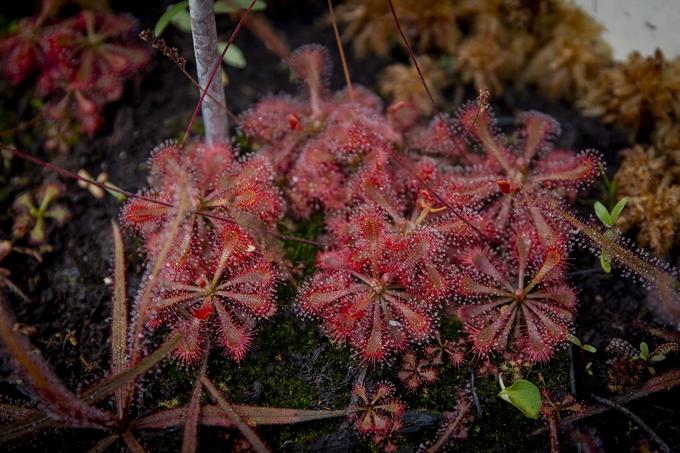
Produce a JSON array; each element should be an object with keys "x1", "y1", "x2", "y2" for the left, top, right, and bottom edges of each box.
[{"x1": 189, "y1": 0, "x2": 228, "y2": 143}]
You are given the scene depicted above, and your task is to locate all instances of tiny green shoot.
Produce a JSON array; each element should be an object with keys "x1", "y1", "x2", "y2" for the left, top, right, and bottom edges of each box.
[
  {"x1": 635, "y1": 341, "x2": 667, "y2": 374},
  {"x1": 497, "y1": 376, "x2": 542, "y2": 420},
  {"x1": 585, "y1": 361, "x2": 593, "y2": 376},
  {"x1": 567, "y1": 334, "x2": 597, "y2": 353},
  {"x1": 593, "y1": 197, "x2": 628, "y2": 273}
]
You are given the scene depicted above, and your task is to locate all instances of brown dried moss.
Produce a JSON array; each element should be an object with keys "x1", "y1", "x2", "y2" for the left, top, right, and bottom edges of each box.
[
  {"x1": 577, "y1": 50, "x2": 678, "y2": 143},
  {"x1": 454, "y1": 14, "x2": 533, "y2": 95},
  {"x1": 335, "y1": 0, "x2": 461, "y2": 57},
  {"x1": 520, "y1": 3, "x2": 612, "y2": 101},
  {"x1": 614, "y1": 146, "x2": 680, "y2": 255},
  {"x1": 378, "y1": 56, "x2": 449, "y2": 115},
  {"x1": 340, "y1": 0, "x2": 609, "y2": 98}
]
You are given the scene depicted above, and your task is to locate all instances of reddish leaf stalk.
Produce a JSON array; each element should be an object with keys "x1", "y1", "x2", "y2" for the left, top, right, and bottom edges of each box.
[
  {"x1": 326, "y1": 0, "x2": 353, "y2": 101},
  {"x1": 200, "y1": 376, "x2": 270, "y2": 453},
  {"x1": 111, "y1": 222, "x2": 128, "y2": 420}
]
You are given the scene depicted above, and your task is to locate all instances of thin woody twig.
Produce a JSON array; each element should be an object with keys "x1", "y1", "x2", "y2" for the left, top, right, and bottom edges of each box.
[{"x1": 590, "y1": 394, "x2": 670, "y2": 453}]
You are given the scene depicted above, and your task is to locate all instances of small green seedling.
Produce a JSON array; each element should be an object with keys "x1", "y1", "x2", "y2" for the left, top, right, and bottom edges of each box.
[
  {"x1": 12, "y1": 182, "x2": 69, "y2": 244},
  {"x1": 635, "y1": 341, "x2": 667, "y2": 375},
  {"x1": 585, "y1": 361, "x2": 593, "y2": 376},
  {"x1": 498, "y1": 376, "x2": 542, "y2": 419},
  {"x1": 593, "y1": 197, "x2": 628, "y2": 273},
  {"x1": 568, "y1": 334, "x2": 597, "y2": 353}
]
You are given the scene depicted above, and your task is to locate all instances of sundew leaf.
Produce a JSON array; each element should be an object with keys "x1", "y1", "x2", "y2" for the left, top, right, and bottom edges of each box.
[
  {"x1": 200, "y1": 377, "x2": 269, "y2": 453},
  {"x1": 0, "y1": 296, "x2": 114, "y2": 429},
  {"x1": 133, "y1": 405, "x2": 347, "y2": 430},
  {"x1": 181, "y1": 363, "x2": 205, "y2": 453},
  {"x1": 498, "y1": 378, "x2": 542, "y2": 420},
  {"x1": 111, "y1": 221, "x2": 128, "y2": 419},
  {"x1": 155, "y1": 1, "x2": 189, "y2": 36},
  {"x1": 80, "y1": 334, "x2": 182, "y2": 404}
]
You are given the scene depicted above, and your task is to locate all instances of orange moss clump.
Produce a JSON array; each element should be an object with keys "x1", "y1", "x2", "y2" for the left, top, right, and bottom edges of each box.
[
  {"x1": 379, "y1": 56, "x2": 448, "y2": 115},
  {"x1": 520, "y1": 3, "x2": 612, "y2": 101},
  {"x1": 341, "y1": 0, "x2": 611, "y2": 99},
  {"x1": 614, "y1": 146, "x2": 680, "y2": 255},
  {"x1": 578, "y1": 51, "x2": 678, "y2": 143},
  {"x1": 335, "y1": 0, "x2": 460, "y2": 57}
]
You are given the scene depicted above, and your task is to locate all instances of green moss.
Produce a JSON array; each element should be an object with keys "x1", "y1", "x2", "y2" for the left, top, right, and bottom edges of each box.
[
  {"x1": 233, "y1": 130, "x2": 253, "y2": 156},
  {"x1": 279, "y1": 211, "x2": 325, "y2": 277},
  {"x1": 205, "y1": 303, "x2": 352, "y2": 447}
]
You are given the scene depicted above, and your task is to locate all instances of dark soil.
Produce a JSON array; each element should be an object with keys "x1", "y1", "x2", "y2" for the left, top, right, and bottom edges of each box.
[{"x1": 1, "y1": 1, "x2": 678, "y2": 452}]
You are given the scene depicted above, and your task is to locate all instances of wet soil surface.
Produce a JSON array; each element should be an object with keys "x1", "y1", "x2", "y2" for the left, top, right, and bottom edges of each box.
[{"x1": 1, "y1": 1, "x2": 678, "y2": 452}]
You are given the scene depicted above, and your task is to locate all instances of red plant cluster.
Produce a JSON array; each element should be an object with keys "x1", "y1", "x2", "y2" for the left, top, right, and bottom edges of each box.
[
  {"x1": 298, "y1": 204, "x2": 452, "y2": 363},
  {"x1": 122, "y1": 141, "x2": 282, "y2": 264},
  {"x1": 150, "y1": 224, "x2": 278, "y2": 364},
  {"x1": 122, "y1": 141, "x2": 283, "y2": 364},
  {"x1": 113, "y1": 43, "x2": 660, "y2": 453},
  {"x1": 261, "y1": 45, "x2": 604, "y2": 366},
  {"x1": 349, "y1": 382, "x2": 405, "y2": 441},
  {"x1": 239, "y1": 45, "x2": 403, "y2": 217},
  {"x1": 0, "y1": 9, "x2": 149, "y2": 149},
  {"x1": 397, "y1": 351, "x2": 438, "y2": 391},
  {"x1": 444, "y1": 105, "x2": 602, "y2": 246}
]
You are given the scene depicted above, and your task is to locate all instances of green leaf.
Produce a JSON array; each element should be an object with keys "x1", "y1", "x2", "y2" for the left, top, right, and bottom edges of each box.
[
  {"x1": 609, "y1": 197, "x2": 629, "y2": 224},
  {"x1": 583, "y1": 344, "x2": 597, "y2": 353},
  {"x1": 567, "y1": 334, "x2": 582, "y2": 347},
  {"x1": 651, "y1": 354, "x2": 666, "y2": 362},
  {"x1": 155, "y1": 1, "x2": 189, "y2": 36},
  {"x1": 585, "y1": 362, "x2": 593, "y2": 375},
  {"x1": 640, "y1": 342, "x2": 650, "y2": 360},
  {"x1": 217, "y1": 42, "x2": 246, "y2": 68},
  {"x1": 600, "y1": 252, "x2": 611, "y2": 273},
  {"x1": 214, "y1": 0, "x2": 266, "y2": 14},
  {"x1": 498, "y1": 378, "x2": 542, "y2": 420},
  {"x1": 594, "y1": 201, "x2": 612, "y2": 227},
  {"x1": 171, "y1": 9, "x2": 192, "y2": 33}
]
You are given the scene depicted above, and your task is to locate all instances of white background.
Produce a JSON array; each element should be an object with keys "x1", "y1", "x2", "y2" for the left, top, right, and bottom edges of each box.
[{"x1": 573, "y1": 0, "x2": 680, "y2": 60}]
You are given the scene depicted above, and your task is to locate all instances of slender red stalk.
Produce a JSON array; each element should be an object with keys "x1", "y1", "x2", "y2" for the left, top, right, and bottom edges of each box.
[
  {"x1": 327, "y1": 0, "x2": 353, "y2": 102},
  {"x1": 386, "y1": 0, "x2": 437, "y2": 111}
]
